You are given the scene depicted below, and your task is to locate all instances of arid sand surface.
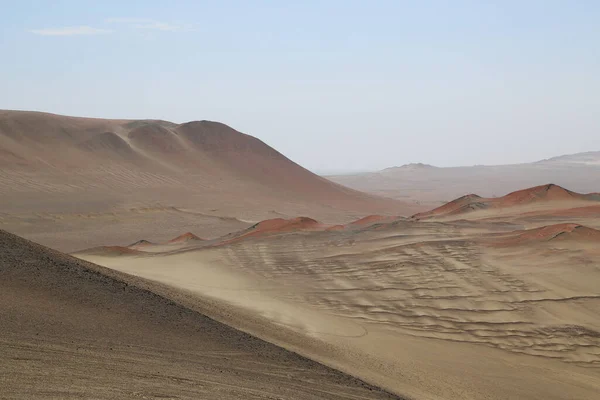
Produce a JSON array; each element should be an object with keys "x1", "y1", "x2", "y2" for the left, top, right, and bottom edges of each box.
[
  {"x1": 0, "y1": 230, "x2": 400, "y2": 400},
  {"x1": 2, "y1": 111, "x2": 599, "y2": 399},
  {"x1": 76, "y1": 191, "x2": 600, "y2": 400}
]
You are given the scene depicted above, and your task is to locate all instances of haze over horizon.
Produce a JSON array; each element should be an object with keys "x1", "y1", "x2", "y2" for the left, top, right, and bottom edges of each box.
[
  {"x1": 1, "y1": 1, "x2": 599, "y2": 172},
  {"x1": 3, "y1": 3, "x2": 600, "y2": 400}
]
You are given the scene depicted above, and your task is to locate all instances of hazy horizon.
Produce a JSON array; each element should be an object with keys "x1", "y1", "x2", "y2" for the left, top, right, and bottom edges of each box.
[{"x1": 2, "y1": 1, "x2": 599, "y2": 172}]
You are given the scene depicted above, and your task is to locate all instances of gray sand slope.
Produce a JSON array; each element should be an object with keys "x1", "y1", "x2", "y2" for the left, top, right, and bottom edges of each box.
[{"x1": 0, "y1": 229, "x2": 400, "y2": 400}]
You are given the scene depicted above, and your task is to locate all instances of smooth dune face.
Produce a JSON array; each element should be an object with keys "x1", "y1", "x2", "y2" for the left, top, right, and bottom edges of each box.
[
  {"x1": 0, "y1": 229, "x2": 400, "y2": 400},
  {"x1": 77, "y1": 195, "x2": 600, "y2": 400},
  {"x1": 0, "y1": 110, "x2": 423, "y2": 252}
]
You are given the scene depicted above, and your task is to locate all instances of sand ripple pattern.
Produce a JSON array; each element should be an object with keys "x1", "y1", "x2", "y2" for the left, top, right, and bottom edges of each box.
[{"x1": 222, "y1": 233, "x2": 600, "y2": 368}]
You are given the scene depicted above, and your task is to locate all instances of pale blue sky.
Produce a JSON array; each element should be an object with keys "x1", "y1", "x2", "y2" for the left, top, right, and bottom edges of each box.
[{"x1": 1, "y1": 1, "x2": 598, "y2": 173}]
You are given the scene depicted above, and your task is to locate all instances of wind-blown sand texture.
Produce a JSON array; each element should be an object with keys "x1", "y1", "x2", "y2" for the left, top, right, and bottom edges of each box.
[
  {"x1": 76, "y1": 186, "x2": 600, "y2": 400},
  {"x1": 0, "y1": 229, "x2": 400, "y2": 400}
]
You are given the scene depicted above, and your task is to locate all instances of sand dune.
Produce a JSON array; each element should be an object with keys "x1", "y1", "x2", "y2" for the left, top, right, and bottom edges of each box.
[
  {"x1": 76, "y1": 193, "x2": 600, "y2": 400},
  {"x1": 413, "y1": 184, "x2": 600, "y2": 220},
  {"x1": 497, "y1": 183, "x2": 596, "y2": 205},
  {"x1": 0, "y1": 110, "x2": 422, "y2": 251},
  {"x1": 245, "y1": 217, "x2": 323, "y2": 235},
  {"x1": 169, "y1": 232, "x2": 204, "y2": 243},
  {"x1": 348, "y1": 215, "x2": 396, "y2": 226},
  {"x1": 413, "y1": 194, "x2": 487, "y2": 218},
  {"x1": 0, "y1": 110, "x2": 410, "y2": 215},
  {"x1": 200, "y1": 217, "x2": 326, "y2": 246},
  {"x1": 0, "y1": 229, "x2": 400, "y2": 399},
  {"x1": 491, "y1": 223, "x2": 600, "y2": 246},
  {"x1": 76, "y1": 131, "x2": 137, "y2": 157}
]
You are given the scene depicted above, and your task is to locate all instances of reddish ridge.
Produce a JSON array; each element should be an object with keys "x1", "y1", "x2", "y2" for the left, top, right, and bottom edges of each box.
[
  {"x1": 168, "y1": 232, "x2": 203, "y2": 243},
  {"x1": 349, "y1": 215, "x2": 391, "y2": 226},
  {"x1": 413, "y1": 184, "x2": 599, "y2": 219},
  {"x1": 493, "y1": 223, "x2": 600, "y2": 246}
]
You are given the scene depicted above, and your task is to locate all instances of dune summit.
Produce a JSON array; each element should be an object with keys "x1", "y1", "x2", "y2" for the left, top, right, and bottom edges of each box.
[
  {"x1": 413, "y1": 184, "x2": 600, "y2": 219},
  {"x1": 497, "y1": 183, "x2": 584, "y2": 206},
  {"x1": 493, "y1": 223, "x2": 600, "y2": 246},
  {"x1": 169, "y1": 232, "x2": 203, "y2": 243}
]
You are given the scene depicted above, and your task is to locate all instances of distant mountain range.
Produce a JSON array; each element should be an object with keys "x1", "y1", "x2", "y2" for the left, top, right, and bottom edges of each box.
[
  {"x1": 328, "y1": 151, "x2": 600, "y2": 206},
  {"x1": 536, "y1": 151, "x2": 600, "y2": 165},
  {"x1": 382, "y1": 163, "x2": 438, "y2": 171}
]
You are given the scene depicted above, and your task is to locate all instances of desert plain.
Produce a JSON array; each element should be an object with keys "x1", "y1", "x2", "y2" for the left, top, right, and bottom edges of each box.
[{"x1": 1, "y1": 110, "x2": 599, "y2": 400}]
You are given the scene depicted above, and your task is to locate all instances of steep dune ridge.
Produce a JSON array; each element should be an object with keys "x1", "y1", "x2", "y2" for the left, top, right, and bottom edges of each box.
[
  {"x1": 414, "y1": 184, "x2": 600, "y2": 219},
  {"x1": 0, "y1": 229, "x2": 399, "y2": 399}
]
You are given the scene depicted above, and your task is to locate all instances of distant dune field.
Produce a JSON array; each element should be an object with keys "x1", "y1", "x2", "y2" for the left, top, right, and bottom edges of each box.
[{"x1": 76, "y1": 184, "x2": 600, "y2": 400}]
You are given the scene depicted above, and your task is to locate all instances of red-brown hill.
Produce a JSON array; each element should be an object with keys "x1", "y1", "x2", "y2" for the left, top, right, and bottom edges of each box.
[
  {"x1": 348, "y1": 215, "x2": 395, "y2": 226},
  {"x1": 0, "y1": 110, "x2": 422, "y2": 219},
  {"x1": 496, "y1": 184, "x2": 585, "y2": 206},
  {"x1": 413, "y1": 184, "x2": 599, "y2": 220},
  {"x1": 219, "y1": 217, "x2": 325, "y2": 244},
  {"x1": 491, "y1": 224, "x2": 600, "y2": 246},
  {"x1": 248, "y1": 217, "x2": 323, "y2": 235},
  {"x1": 168, "y1": 232, "x2": 204, "y2": 243}
]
